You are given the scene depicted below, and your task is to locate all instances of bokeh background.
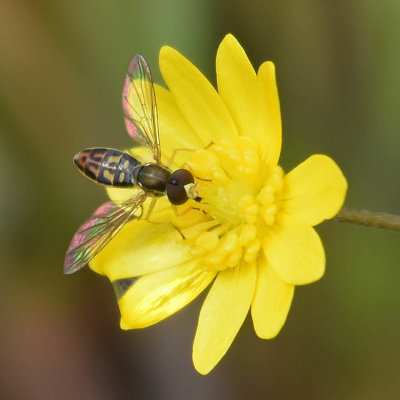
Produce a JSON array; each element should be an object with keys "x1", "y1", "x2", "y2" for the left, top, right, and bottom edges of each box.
[{"x1": 1, "y1": 0, "x2": 400, "y2": 399}]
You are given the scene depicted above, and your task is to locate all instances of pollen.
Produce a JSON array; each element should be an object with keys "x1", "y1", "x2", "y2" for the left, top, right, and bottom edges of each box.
[{"x1": 179, "y1": 137, "x2": 285, "y2": 272}]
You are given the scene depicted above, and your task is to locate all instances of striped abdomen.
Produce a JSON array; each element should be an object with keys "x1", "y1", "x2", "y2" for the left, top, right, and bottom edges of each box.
[{"x1": 74, "y1": 148, "x2": 140, "y2": 187}]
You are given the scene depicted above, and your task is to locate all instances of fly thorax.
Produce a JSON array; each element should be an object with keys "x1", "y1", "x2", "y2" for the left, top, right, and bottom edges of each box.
[{"x1": 137, "y1": 164, "x2": 171, "y2": 193}]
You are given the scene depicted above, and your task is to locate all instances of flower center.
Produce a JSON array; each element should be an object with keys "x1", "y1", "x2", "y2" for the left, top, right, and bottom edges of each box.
[{"x1": 178, "y1": 137, "x2": 284, "y2": 272}]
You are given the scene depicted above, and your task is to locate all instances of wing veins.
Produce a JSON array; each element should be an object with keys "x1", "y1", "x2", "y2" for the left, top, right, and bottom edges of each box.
[
  {"x1": 124, "y1": 94, "x2": 154, "y2": 148},
  {"x1": 64, "y1": 194, "x2": 148, "y2": 274},
  {"x1": 123, "y1": 54, "x2": 161, "y2": 163}
]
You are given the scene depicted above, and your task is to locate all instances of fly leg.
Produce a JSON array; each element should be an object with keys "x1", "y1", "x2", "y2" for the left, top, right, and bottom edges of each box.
[
  {"x1": 166, "y1": 148, "x2": 195, "y2": 168},
  {"x1": 180, "y1": 162, "x2": 212, "y2": 183},
  {"x1": 171, "y1": 205, "x2": 203, "y2": 217},
  {"x1": 145, "y1": 197, "x2": 158, "y2": 220},
  {"x1": 166, "y1": 141, "x2": 214, "y2": 168},
  {"x1": 145, "y1": 197, "x2": 186, "y2": 239}
]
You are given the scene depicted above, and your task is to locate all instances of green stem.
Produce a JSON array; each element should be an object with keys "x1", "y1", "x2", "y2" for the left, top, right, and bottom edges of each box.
[{"x1": 334, "y1": 207, "x2": 400, "y2": 232}]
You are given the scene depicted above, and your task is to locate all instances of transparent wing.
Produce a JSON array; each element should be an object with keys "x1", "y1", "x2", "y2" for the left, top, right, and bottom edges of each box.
[
  {"x1": 64, "y1": 192, "x2": 148, "y2": 274},
  {"x1": 122, "y1": 54, "x2": 161, "y2": 163}
]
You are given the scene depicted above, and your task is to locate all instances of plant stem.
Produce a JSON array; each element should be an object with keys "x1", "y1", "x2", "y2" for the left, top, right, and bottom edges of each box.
[{"x1": 334, "y1": 207, "x2": 400, "y2": 232}]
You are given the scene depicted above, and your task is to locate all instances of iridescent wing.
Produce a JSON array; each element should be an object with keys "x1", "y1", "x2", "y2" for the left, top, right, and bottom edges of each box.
[
  {"x1": 64, "y1": 193, "x2": 148, "y2": 274},
  {"x1": 122, "y1": 54, "x2": 161, "y2": 164}
]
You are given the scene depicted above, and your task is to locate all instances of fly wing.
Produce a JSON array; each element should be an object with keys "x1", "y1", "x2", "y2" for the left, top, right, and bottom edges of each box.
[
  {"x1": 64, "y1": 193, "x2": 147, "y2": 274},
  {"x1": 122, "y1": 54, "x2": 161, "y2": 164}
]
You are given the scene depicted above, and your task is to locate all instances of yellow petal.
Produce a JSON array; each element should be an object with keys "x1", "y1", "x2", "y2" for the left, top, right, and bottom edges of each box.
[
  {"x1": 159, "y1": 46, "x2": 239, "y2": 144},
  {"x1": 262, "y1": 212, "x2": 325, "y2": 285},
  {"x1": 193, "y1": 262, "x2": 257, "y2": 375},
  {"x1": 118, "y1": 260, "x2": 215, "y2": 328},
  {"x1": 155, "y1": 84, "x2": 204, "y2": 167},
  {"x1": 251, "y1": 257, "x2": 294, "y2": 339},
  {"x1": 216, "y1": 35, "x2": 258, "y2": 138},
  {"x1": 90, "y1": 218, "x2": 193, "y2": 281},
  {"x1": 216, "y1": 35, "x2": 280, "y2": 169},
  {"x1": 282, "y1": 154, "x2": 347, "y2": 226},
  {"x1": 106, "y1": 185, "x2": 144, "y2": 205},
  {"x1": 120, "y1": 319, "x2": 129, "y2": 330},
  {"x1": 257, "y1": 61, "x2": 282, "y2": 169}
]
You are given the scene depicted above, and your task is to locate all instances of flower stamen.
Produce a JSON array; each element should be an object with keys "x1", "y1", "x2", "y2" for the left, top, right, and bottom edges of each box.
[{"x1": 178, "y1": 137, "x2": 286, "y2": 272}]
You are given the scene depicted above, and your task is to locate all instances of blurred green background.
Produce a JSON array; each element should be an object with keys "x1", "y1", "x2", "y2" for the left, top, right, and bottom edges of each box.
[{"x1": 1, "y1": 0, "x2": 400, "y2": 399}]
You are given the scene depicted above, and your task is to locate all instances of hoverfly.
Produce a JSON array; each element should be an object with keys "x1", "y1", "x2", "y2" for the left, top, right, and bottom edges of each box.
[{"x1": 64, "y1": 54, "x2": 200, "y2": 275}]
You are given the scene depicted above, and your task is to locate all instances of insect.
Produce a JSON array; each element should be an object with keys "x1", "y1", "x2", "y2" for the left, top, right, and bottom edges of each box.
[{"x1": 64, "y1": 54, "x2": 200, "y2": 275}]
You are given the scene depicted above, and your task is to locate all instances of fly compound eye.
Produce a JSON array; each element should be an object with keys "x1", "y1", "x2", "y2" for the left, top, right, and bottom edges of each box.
[
  {"x1": 171, "y1": 169, "x2": 194, "y2": 185},
  {"x1": 167, "y1": 181, "x2": 188, "y2": 205},
  {"x1": 167, "y1": 169, "x2": 195, "y2": 205}
]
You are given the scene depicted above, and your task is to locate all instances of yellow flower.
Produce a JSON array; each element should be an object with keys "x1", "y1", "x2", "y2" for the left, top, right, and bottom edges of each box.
[{"x1": 90, "y1": 34, "x2": 347, "y2": 374}]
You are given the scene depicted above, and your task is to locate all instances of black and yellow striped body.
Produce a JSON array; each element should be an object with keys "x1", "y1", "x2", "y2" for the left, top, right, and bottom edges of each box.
[
  {"x1": 74, "y1": 148, "x2": 140, "y2": 187},
  {"x1": 74, "y1": 148, "x2": 194, "y2": 205}
]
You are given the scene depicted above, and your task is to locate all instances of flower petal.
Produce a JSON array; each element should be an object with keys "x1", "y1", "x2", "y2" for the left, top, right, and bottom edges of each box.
[
  {"x1": 257, "y1": 61, "x2": 282, "y2": 168},
  {"x1": 216, "y1": 35, "x2": 258, "y2": 138},
  {"x1": 90, "y1": 216, "x2": 193, "y2": 281},
  {"x1": 159, "y1": 46, "x2": 238, "y2": 144},
  {"x1": 282, "y1": 154, "x2": 347, "y2": 226},
  {"x1": 155, "y1": 84, "x2": 204, "y2": 167},
  {"x1": 251, "y1": 257, "x2": 294, "y2": 339},
  {"x1": 262, "y1": 213, "x2": 325, "y2": 285},
  {"x1": 118, "y1": 260, "x2": 216, "y2": 328},
  {"x1": 106, "y1": 186, "x2": 144, "y2": 205},
  {"x1": 193, "y1": 262, "x2": 257, "y2": 375},
  {"x1": 217, "y1": 35, "x2": 280, "y2": 169}
]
